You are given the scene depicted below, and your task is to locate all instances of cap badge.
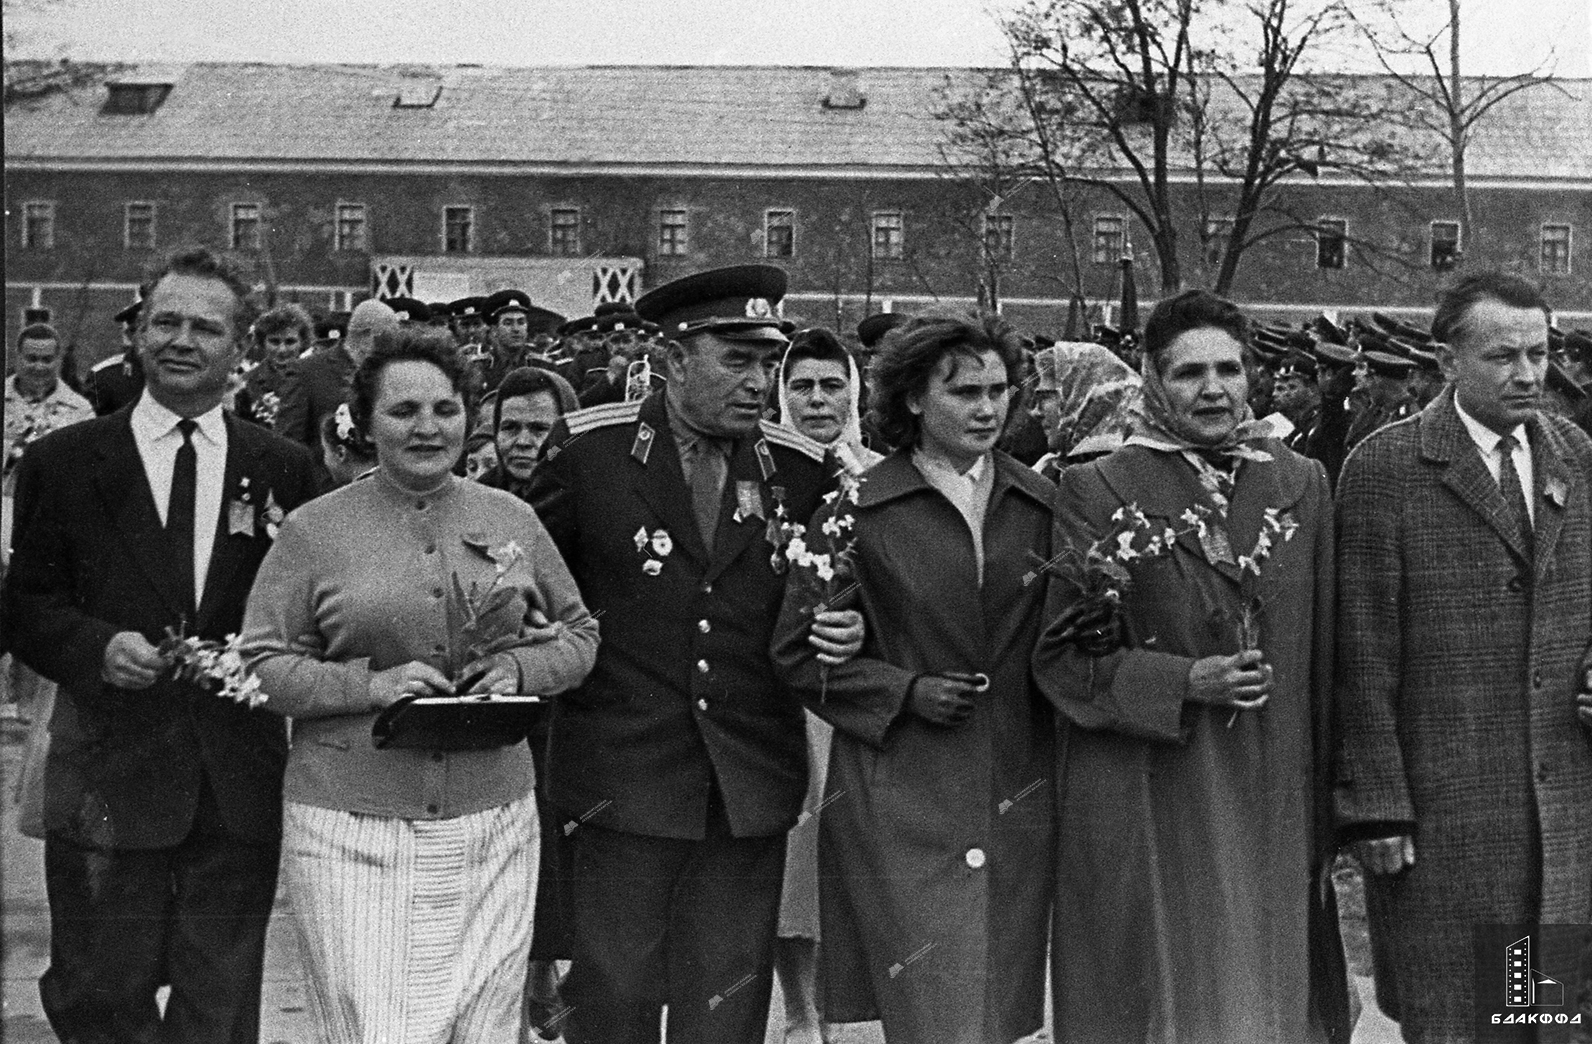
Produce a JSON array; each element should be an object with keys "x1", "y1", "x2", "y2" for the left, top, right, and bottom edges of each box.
[{"x1": 745, "y1": 297, "x2": 774, "y2": 319}]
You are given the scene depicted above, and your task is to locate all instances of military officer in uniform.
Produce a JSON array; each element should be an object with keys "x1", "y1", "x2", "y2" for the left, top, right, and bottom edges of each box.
[
  {"x1": 529, "y1": 265, "x2": 863, "y2": 1044},
  {"x1": 1303, "y1": 318, "x2": 1360, "y2": 488},
  {"x1": 1345, "y1": 344, "x2": 1415, "y2": 453},
  {"x1": 86, "y1": 299, "x2": 148, "y2": 416}
]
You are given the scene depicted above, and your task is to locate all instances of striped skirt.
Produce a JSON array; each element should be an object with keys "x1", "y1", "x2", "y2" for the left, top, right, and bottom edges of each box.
[{"x1": 282, "y1": 795, "x2": 540, "y2": 1044}]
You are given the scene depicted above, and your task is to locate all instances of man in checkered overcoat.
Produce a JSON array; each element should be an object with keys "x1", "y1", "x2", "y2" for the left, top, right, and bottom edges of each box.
[{"x1": 1335, "y1": 272, "x2": 1592, "y2": 1042}]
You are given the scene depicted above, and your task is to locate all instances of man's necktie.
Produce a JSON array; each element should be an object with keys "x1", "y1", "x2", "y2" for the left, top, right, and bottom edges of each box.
[
  {"x1": 688, "y1": 440, "x2": 728, "y2": 554},
  {"x1": 169, "y1": 419, "x2": 198, "y2": 615},
  {"x1": 1497, "y1": 433, "x2": 1533, "y2": 558}
]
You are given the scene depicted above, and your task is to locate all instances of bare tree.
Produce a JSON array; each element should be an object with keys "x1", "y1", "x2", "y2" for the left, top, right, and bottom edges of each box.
[
  {"x1": 1351, "y1": 0, "x2": 1562, "y2": 261},
  {"x1": 983, "y1": 0, "x2": 1427, "y2": 295},
  {"x1": 935, "y1": 70, "x2": 1095, "y2": 326}
]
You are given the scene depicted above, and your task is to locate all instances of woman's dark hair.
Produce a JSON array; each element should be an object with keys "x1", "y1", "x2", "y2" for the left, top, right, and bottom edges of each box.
[
  {"x1": 494, "y1": 365, "x2": 578, "y2": 430},
  {"x1": 253, "y1": 303, "x2": 314, "y2": 345},
  {"x1": 350, "y1": 327, "x2": 474, "y2": 434},
  {"x1": 866, "y1": 310, "x2": 1024, "y2": 451},
  {"x1": 784, "y1": 327, "x2": 853, "y2": 374},
  {"x1": 1140, "y1": 289, "x2": 1252, "y2": 373},
  {"x1": 1431, "y1": 272, "x2": 1550, "y2": 348}
]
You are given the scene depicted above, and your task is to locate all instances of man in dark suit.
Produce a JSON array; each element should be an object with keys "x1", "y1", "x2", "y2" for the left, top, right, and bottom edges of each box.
[
  {"x1": 530, "y1": 265, "x2": 862, "y2": 1044},
  {"x1": 273, "y1": 296, "x2": 396, "y2": 448},
  {"x1": 3, "y1": 246, "x2": 319, "y2": 1044}
]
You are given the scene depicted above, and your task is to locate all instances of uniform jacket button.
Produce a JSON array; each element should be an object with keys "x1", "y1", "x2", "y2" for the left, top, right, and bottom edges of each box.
[
  {"x1": 696, "y1": 659, "x2": 709, "y2": 674},
  {"x1": 698, "y1": 619, "x2": 711, "y2": 634}
]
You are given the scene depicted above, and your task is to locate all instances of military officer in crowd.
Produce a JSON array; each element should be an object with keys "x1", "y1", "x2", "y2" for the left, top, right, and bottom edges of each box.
[
  {"x1": 85, "y1": 299, "x2": 148, "y2": 416},
  {"x1": 1271, "y1": 351, "x2": 1320, "y2": 454},
  {"x1": 1345, "y1": 343, "x2": 1416, "y2": 453},
  {"x1": 448, "y1": 295, "x2": 490, "y2": 350},
  {"x1": 1303, "y1": 318, "x2": 1360, "y2": 488},
  {"x1": 529, "y1": 264, "x2": 863, "y2": 1044}
]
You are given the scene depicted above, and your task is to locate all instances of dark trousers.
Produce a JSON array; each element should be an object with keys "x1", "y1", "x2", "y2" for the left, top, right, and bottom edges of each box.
[
  {"x1": 39, "y1": 783, "x2": 279, "y2": 1044},
  {"x1": 562, "y1": 796, "x2": 787, "y2": 1044}
]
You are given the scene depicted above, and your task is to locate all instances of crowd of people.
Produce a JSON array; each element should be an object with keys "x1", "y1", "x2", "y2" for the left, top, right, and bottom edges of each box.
[{"x1": 1, "y1": 243, "x2": 1590, "y2": 1044}]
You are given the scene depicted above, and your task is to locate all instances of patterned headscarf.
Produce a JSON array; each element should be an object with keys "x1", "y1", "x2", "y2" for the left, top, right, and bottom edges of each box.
[{"x1": 1125, "y1": 350, "x2": 1274, "y2": 463}]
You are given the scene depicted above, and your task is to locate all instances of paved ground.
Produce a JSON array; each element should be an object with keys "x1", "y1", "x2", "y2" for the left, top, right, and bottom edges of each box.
[{"x1": 1, "y1": 711, "x2": 1400, "y2": 1043}]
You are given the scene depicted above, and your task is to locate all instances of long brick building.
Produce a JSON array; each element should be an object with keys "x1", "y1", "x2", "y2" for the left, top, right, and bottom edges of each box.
[{"x1": 4, "y1": 62, "x2": 1590, "y2": 368}]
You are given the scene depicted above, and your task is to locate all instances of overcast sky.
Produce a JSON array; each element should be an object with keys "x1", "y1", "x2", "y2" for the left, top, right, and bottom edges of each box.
[{"x1": 6, "y1": 0, "x2": 1589, "y2": 75}]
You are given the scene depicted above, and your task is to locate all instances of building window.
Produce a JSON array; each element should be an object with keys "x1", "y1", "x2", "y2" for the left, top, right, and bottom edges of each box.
[
  {"x1": 335, "y1": 203, "x2": 367, "y2": 252},
  {"x1": 765, "y1": 209, "x2": 795, "y2": 258},
  {"x1": 124, "y1": 202, "x2": 156, "y2": 250},
  {"x1": 1203, "y1": 216, "x2": 1234, "y2": 266},
  {"x1": 1315, "y1": 218, "x2": 1348, "y2": 269},
  {"x1": 1541, "y1": 223, "x2": 1572, "y2": 275},
  {"x1": 983, "y1": 213, "x2": 1014, "y2": 261},
  {"x1": 1429, "y1": 221, "x2": 1462, "y2": 271},
  {"x1": 443, "y1": 206, "x2": 474, "y2": 254},
  {"x1": 658, "y1": 209, "x2": 689, "y2": 256},
  {"x1": 550, "y1": 208, "x2": 581, "y2": 256},
  {"x1": 1092, "y1": 214, "x2": 1125, "y2": 264},
  {"x1": 231, "y1": 203, "x2": 262, "y2": 251},
  {"x1": 872, "y1": 211, "x2": 904, "y2": 260},
  {"x1": 21, "y1": 202, "x2": 55, "y2": 249}
]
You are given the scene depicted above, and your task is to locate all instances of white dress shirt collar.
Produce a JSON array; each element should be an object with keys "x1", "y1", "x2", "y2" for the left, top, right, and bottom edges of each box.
[
  {"x1": 131, "y1": 391, "x2": 227, "y2": 447},
  {"x1": 1452, "y1": 394, "x2": 1533, "y2": 523}
]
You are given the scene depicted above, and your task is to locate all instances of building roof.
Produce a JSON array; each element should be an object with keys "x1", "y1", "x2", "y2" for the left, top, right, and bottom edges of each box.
[{"x1": 5, "y1": 62, "x2": 1589, "y2": 182}]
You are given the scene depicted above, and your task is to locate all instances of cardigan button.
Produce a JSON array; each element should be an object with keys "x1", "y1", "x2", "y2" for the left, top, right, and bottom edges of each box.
[
  {"x1": 965, "y1": 847, "x2": 986, "y2": 869},
  {"x1": 432, "y1": 587, "x2": 444, "y2": 598},
  {"x1": 425, "y1": 803, "x2": 439, "y2": 814},
  {"x1": 424, "y1": 543, "x2": 437, "y2": 555}
]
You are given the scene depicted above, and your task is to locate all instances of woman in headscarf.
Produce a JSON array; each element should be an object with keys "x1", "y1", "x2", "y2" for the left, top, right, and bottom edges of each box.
[
  {"x1": 771, "y1": 327, "x2": 881, "y2": 1043},
  {"x1": 1032, "y1": 289, "x2": 1349, "y2": 1044},
  {"x1": 1028, "y1": 341, "x2": 1142, "y2": 481}
]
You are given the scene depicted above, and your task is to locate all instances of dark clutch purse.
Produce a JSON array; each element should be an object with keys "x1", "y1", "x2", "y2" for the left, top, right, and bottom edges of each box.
[{"x1": 372, "y1": 691, "x2": 546, "y2": 751}]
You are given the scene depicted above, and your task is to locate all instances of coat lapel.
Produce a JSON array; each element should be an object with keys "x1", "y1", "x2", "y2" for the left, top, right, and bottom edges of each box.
[
  {"x1": 92, "y1": 412, "x2": 191, "y2": 623},
  {"x1": 629, "y1": 396, "x2": 711, "y2": 569},
  {"x1": 196, "y1": 415, "x2": 257, "y2": 632},
  {"x1": 1223, "y1": 445, "x2": 1309, "y2": 571},
  {"x1": 1421, "y1": 392, "x2": 1532, "y2": 565},
  {"x1": 1527, "y1": 415, "x2": 1579, "y2": 580}
]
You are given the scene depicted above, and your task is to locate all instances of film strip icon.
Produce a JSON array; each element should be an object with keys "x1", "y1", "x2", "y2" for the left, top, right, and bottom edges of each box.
[{"x1": 1506, "y1": 937, "x2": 1533, "y2": 1007}]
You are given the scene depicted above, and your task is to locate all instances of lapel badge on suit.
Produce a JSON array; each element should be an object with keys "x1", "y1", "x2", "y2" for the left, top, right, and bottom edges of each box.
[
  {"x1": 734, "y1": 480, "x2": 765, "y2": 524},
  {"x1": 261, "y1": 490, "x2": 284, "y2": 539},
  {"x1": 755, "y1": 438, "x2": 777, "y2": 481},
  {"x1": 228, "y1": 477, "x2": 255, "y2": 537},
  {"x1": 1545, "y1": 475, "x2": 1567, "y2": 509},
  {"x1": 632, "y1": 423, "x2": 655, "y2": 466}
]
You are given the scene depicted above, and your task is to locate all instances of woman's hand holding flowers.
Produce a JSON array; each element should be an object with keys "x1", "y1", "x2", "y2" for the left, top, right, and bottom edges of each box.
[{"x1": 1186, "y1": 649, "x2": 1272, "y2": 711}]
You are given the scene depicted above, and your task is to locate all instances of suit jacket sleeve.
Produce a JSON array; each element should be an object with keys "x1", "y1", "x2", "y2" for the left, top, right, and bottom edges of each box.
[
  {"x1": 769, "y1": 498, "x2": 915, "y2": 751},
  {"x1": 1031, "y1": 463, "x2": 1192, "y2": 744},
  {"x1": 1333, "y1": 438, "x2": 1417, "y2": 834},
  {"x1": 239, "y1": 512, "x2": 381, "y2": 718},
  {"x1": 272, "y1": 363, "x2": 314, "y2": 447},
  {"x1": 3, "y1": 442, "x2": 122, "y2": 696}
]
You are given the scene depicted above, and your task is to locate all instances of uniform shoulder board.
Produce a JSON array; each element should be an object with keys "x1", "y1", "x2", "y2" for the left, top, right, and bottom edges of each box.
[
  {"x1": 564, "y1": 399, "x2": 642, "y2": 437},
  {"x1": 758, "y1": 420, "x2": 827, "y2": 464},
  {"x1": 89, "y1": 353, "x2": 126, "y2": 373}
]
